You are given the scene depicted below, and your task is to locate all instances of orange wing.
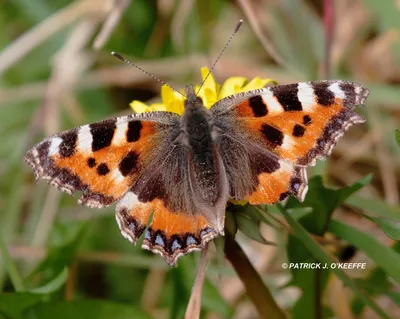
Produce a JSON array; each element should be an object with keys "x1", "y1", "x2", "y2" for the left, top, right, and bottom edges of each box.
[
  {"x1": 213, "y1": 80, "x2": 369, "y2": 203},
  {"x1": 116, "y1": 191, "x2": 217, "y2": 266},
  {"x1": 25, "y1": 113, "x2": 179, "y2": 208},
  {"x1": 26, "y1": 112, "x2": 223, "y2": 266}
]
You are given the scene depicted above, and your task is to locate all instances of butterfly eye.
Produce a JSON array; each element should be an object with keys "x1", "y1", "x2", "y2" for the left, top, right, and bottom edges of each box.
[{"x1": 195, "y1": 96, "x2": 203, "y2": 104}]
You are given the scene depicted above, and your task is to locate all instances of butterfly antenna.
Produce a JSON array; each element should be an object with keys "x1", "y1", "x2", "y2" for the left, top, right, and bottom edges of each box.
[
  {"x1": 111, "y1": 52, "x2": 186, "y2": 98},
  {"x1": 196, "y1": 19, "x2": 243, "y2": 96}
]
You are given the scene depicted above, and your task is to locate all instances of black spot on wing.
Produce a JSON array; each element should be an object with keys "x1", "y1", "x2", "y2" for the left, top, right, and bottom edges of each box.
[
  {"x1": 296, "y1": 110, "x2": 354, "y2": 166},
  {"x1": 119, "y1": 151, "x2": 139, "y2": 176},
  {"x1": 279, "y1": 191, "x2": 290, "y2": 201},
  {"x1": 97, "y1": 163, "x2": 110, "y2": 175},
  {"x1": 292, "y1": 124, "x2": 306, "y2": 137},
  {"x1": 260, "y1": 124, "x2": 284, "y2": 147},
  {"x1": 312, "y1": 82, "x2": 335, "y2": 106},
  {"x1": 59, "y1": 131, "x2": 78, "y2": 157},
  {"x1": 90, "y1": 119, "x2": 117, "y2": 152},
  {"x1": 127, "y1": 121, "x2": 143, "y2": 142},
  {"x1": 303, "y1": 115, "x2": 312, "y2": 125},
  {"x1": 271, "y1": 83, "x2": 302, "y2": 111},
  {"x1": 87, "y1": 157, "x2": 96, "y2": 168},
  {"x1": 136, "y1": 172, "x2": 167, "y2": 203},
  {"x1": 251, "y1": 151, "x2": 280, "y2": 175},
  {"x1": 249, "y1": 95, "x2": 268, "y2": 117}
]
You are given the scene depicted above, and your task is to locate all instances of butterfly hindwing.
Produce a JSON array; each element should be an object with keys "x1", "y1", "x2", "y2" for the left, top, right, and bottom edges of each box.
[
  {"x1": 212, "y1": 80, "x2": 369, "y2": 203},
  {"x1": 217, "y1": 134, "x2": 308, "y2": 203},
  {"x1": 115, "y1": 137, "x2": 227, "y2": 266},
  {"x1": 116, "y1": 191, "x2": 217, "y2": 266}
]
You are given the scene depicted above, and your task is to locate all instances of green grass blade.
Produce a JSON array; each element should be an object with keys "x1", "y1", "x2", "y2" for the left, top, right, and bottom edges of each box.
[
  {"x1": 0, "y1": 234, "x2": 25, "y2": 292},
  {"x1": 277, "y1": 204, "x2": 391, "y2": 319},
  {"x1": 328, "y1": 220, "x2": 400, "y2": 281}
]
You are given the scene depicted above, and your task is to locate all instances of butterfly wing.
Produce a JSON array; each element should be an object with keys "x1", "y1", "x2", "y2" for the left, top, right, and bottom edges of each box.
[
  {"x1": 25, "y1": 112, "x2": 179, "y2": 207},
  {"x1": 25, "y1": 111, "x2": 223, "y2": 266},
  {"x1": 211, "y1": 80, "x2": 369, "y2": 203},
  {"x1": 116, "y1": 125, "x2": 228, "y2": 266},
  {"x1": 114, "y1": 142, "x2": 227, "y2": 266}
]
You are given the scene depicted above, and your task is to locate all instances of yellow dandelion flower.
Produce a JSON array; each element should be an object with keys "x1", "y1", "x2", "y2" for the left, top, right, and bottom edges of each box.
[{"x1": 130, "y1": 67, "x2": 275, "y2": 114}]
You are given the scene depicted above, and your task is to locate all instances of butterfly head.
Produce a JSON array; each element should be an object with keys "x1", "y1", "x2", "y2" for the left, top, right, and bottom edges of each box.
[
  {"x1": 180, "y1": 84, "x2": 213, "y2": 149},
  {"x1": 184, "y1": 85, "x2": 204, "y2": 111}
]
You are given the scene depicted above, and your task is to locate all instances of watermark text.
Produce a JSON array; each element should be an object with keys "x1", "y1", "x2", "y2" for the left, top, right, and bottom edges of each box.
[{"x1": 281, "y1": 262, "x2": 366, "y2": 270}]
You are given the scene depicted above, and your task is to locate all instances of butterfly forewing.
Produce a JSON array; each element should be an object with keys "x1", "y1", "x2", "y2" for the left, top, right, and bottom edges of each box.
[
  {"x1": 25, "y1": 113, "x2": 179, "y2": 207},
  {"x1": 212, "y1": 80, "x2": 369, "y2": 203}
]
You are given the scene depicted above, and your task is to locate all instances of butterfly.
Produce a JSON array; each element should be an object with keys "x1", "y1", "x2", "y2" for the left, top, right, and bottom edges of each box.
[{"x1": 25, "y1": 79, "x2": 369, "y2": 266}]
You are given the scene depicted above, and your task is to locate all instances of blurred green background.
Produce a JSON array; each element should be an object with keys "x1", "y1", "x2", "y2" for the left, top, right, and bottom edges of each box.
[{"x1": 0, "y1": 0, "x2": 400, "y2": 318}]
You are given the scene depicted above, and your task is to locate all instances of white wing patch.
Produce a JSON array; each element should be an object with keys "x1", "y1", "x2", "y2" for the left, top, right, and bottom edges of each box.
[
  {"x1": 48, "y1": 137, "x2": 62, "y2": 156},
  {"x1": 328, "y1": 82, "x2": 345, "y2": 99},
  {"x1": 113, "y1": 117, "x2": 128, "y2": 145},
  {"x1": 261, "y1": 92, "x2": 284, "y2": 115},
  {"x1": 117, "y1": 191, "x2": 139, "y2": 211},
  {"x1": 297, "y1": 82, "x2": 316, "y2": 112},
  {"x1": 77, "y1": 125, "x2": 93, "y2": 153}
]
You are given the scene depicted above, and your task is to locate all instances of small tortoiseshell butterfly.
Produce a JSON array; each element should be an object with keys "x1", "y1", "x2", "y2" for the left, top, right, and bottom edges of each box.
[
  {"x1": 24, "y1": 18, "x2": 369, "y2": 266},
  {"x1": 25, "y1": 77, "x2": 369, "y2": 266}
]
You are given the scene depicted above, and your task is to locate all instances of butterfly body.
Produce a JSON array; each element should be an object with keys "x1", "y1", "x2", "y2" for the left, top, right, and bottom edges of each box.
[
  {"x1": 25, "y1": 80, "x2": 369, "y2": 266},
  {"x1": 180, "y1": 86, "x2": 224, "y2": 204}
]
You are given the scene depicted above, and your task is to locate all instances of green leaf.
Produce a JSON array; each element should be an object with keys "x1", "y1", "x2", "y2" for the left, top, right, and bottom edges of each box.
[
  {"x1": 251, "y1": 205, "x2": 282, "y2": 228},
  {"x1": 29, "y1": 300, "x2": 151, "y2": 319},
  {"x1": 235, "y1": 212, "x2": 274, "y2": 245},
  {"x1": 352, "y1": 268, "x2": 397, "y2": 314},
  {"x1": 0, "y1": 292, "x2": 43, "y2": 318},
  {"x1": 365, "y1": 215, "x2": 400, "y2": 240},
  {"x1": 355, "y1": 268, "x2": 392, "y2": 295},
  {"x1": 278, "y1": 205, "x2": 391, "y2": 319},
  {"x1": 28, "y1": 222, "x2": 87, "y2": 281},
  {"x1": 387, "y1": 291, "x2": 400, "y2": 307},
  {"x1": 286, "y1": 175, "x2": 372, "y2": 235},
  {"x1": 30, "y1": 267, "x2": 68, "y2": 294},
  {"x1": 286, "y1": 235, "x2": 330, "y2": 319},
  {"x1": 224, "y1": 210, "x2": 238, "y2": 238},
  {"x1": 283, "y1": 176, "x2": 371, "y2": 317},
  {"x1": 346, "y1": 195, "x2": 400, "y2": 219},
  {"x1": 328, "y1": 220, "x2": 400, "y2": 282}
]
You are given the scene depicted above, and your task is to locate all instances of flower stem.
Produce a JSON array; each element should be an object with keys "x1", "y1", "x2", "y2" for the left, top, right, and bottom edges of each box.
[
  {"x1": 224, "y1": 233, "x2": 286, "y2": 319},
  {"x1": 185, "y1": 244, "x2": 209, "y2": 319}
]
